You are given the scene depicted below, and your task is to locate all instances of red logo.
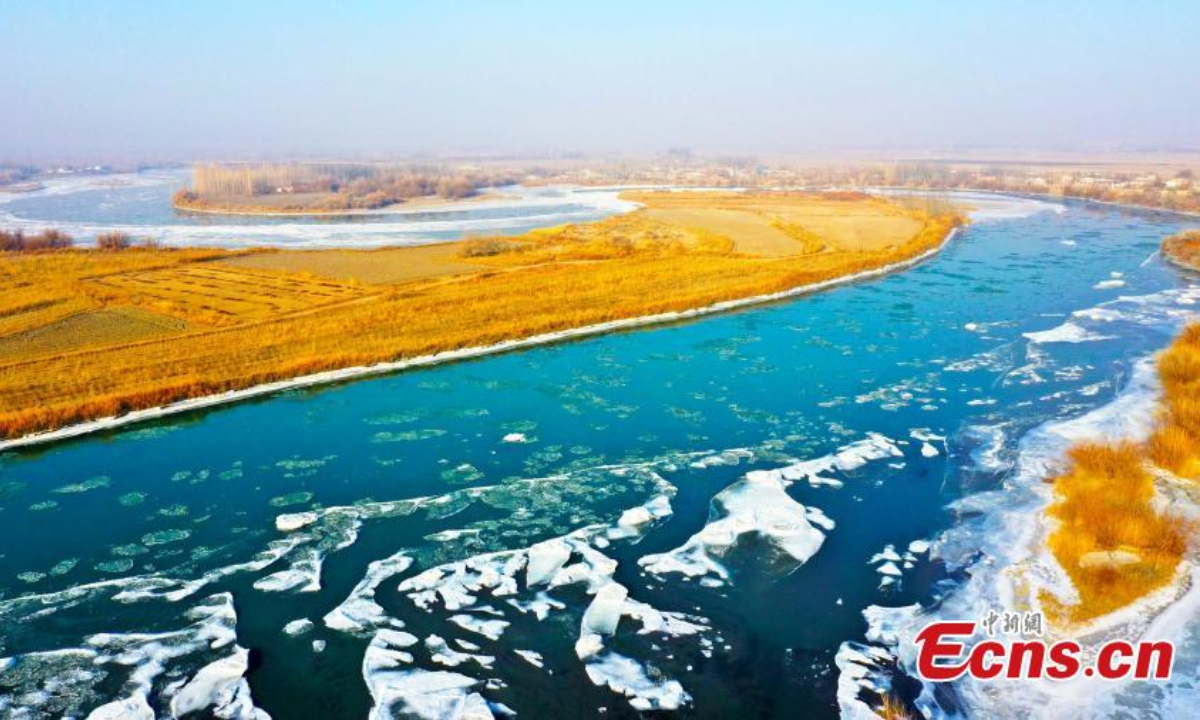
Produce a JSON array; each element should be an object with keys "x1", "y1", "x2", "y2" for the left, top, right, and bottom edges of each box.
[{"x1": 914, "y1": 621, "x2": 1174, "y2": 681}]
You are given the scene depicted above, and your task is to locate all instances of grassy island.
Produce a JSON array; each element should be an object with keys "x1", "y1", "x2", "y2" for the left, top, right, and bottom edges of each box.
[
  {"x1": 171, "y1": 162, "x2": 514, "y2": 215},
  {"x1": 0, "y1": 191, "x2": 963, "y2": 440},
  {"x1": 1161, "y1": 229, "x2": 1200, "y2": 271}
]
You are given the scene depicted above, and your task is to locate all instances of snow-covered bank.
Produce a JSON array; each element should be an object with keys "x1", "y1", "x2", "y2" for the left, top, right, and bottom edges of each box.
[
  {"x1": 873, "y1": 185, "x2": 1200, "y2": 221},
  {"x1": 0, "y1": 228, "x2": 960, "y2": 453},
  {"x1": 839, "y1": 355, "x2": 1200, "y2": 718}
]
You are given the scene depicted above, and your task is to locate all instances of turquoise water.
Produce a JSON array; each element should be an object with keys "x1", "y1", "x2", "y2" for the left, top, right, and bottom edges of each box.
[{"x1": 0, "y1": 196, "x2": 1195, "y2": 718}]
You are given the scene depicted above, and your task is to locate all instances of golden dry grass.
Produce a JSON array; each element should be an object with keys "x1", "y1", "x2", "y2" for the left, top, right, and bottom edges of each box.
[
  {"x1": 0, "y1": 193, "x2": 963, "y2": 438},
  {"x1": 1148, "y1": 322, "x2": 1200, "y2": 477},
  {"x1": 877, "y1": 694, "x2": 913, "y2": 720},
  {"x1": 627, "y1": 191, "x2": 926, "y2": 255},
  {"x1": 642, "y1": 208, "x2": 800, "y2": 256},
  {"x1": 0, "y1": 248, "x2": 233, "y2": 338},
  {"x1": 1043, "y1": 442, "x2": 1188, "y2": 623},
  {"x1": 1160, "y1": 229, "x2": 1200, "y2": 271},
  {"x1": 1042, "y1": 318, "x2": 1200, "y2": 625},
  {"x1": 218, "y1": 244, "x2": 483, "y2": 284},
  {"x1": 0, "y1": 307, "x2": 185, "y2": 360},
  {"x1": 86, "y1": 264, "x2": 367, "y2": 326},
  {"x1": 1042, "y1": 243, "x2": 1200, "y2": 624}
]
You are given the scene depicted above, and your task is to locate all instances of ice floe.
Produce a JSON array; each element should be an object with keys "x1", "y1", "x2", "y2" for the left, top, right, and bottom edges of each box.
[
  {"x1": 324, "y1": 552, "x2": 413, "y2": 634},
  {"x1": 608, "y1": 494, "x2": 673, "y2": 540},
  {"x1": 1023, "y1": 321, "x2": 1115, "y2": 344},
  {"x1": 0, "y1": 593, "x2": 268, "y2": 718},
  {"x1": 363, "y1": 665, "x2": 493, "y2": 720},
  {"x1": 581, "y1": 582, "x2": 628, "y2": 636},
  {"x1": 426, "y1": 635, "x2": 494, "y2": 670},
  {"x1": 513, "y1": 650, "x2": 544, "y2": 669},
  {"x1": 283, "y1": 618, "x2": 314, "y2": 636},
  {"x1": 448, "y1": 614, "x2": 509, "y2": 641},
  {"x1": 583, "y1": 653, "x2": 689, "y2": 712},
  {"x1": 169, "y1": 648, "x2": 266, "y2": 719},
  {"x1": 909, "y1": 428, "x2": 945, "y2": 458},
  {"x1": 639, "y1": 471, "x2": 825, "y2": 584}
]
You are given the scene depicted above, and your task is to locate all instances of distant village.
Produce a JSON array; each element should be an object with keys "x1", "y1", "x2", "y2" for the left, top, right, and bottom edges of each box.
[
  {"x1": 540, "y1": 156, "x2": 1199, "y2": 213},
  {"x1": 4, "y1": 155, "x2": 1198, "y2": 214}
]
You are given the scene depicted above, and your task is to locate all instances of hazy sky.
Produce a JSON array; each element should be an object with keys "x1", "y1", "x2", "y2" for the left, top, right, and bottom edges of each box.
[{"x1": 2, "y1": 1, "x2": 1197, "y2": 162}]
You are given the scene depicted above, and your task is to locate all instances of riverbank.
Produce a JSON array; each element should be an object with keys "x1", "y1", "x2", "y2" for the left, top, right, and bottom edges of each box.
[
  {"x1": 0, "y1": 226, "x2": 960, "y2": 451},
  {"x1": 872, "y1": 185, "x2": 1200, "y2": 220},
  {"x1": 0, "y1": 191, "x2": 963, "y2": 445},
  {"x1": 840, "y1": 295, "x2": 1200, "y2": 718},
  {"x1": 1162, "y1": 229, "x2": 1200, "y2": 271}
]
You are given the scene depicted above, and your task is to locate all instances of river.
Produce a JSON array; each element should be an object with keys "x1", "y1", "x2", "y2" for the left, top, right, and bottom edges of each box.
[{"x1": 0, "y1": 188, "x2": 1195, "y2": 718}]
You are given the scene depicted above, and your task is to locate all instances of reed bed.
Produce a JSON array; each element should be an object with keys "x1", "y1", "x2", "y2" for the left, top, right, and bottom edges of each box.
[
  {"x1": 1043, "y1": 300, "x2": 1198, "y2": 623},
  {"x1": 0, "y1": 195, "x2": 962, "y2": 438}
]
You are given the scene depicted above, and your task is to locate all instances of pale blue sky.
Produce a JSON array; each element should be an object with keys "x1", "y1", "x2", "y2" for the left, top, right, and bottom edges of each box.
[{"x1": 1, "y1": 1, "x2": 1197, "y2": 161}]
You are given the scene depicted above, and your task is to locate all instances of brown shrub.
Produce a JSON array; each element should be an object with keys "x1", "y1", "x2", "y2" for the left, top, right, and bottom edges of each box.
[
  {"x1": 22, "y1": 229, "x2": 73, "y2": 251},
  {"x1": 96, "y1": 231, "x2": 132, "y2": 250},
  {"x1": 459, "y1": 237, "x2": 520, "y2": 257},
  {"x1": 0, "y1": 229, "x2": 25, "y2": 251}
]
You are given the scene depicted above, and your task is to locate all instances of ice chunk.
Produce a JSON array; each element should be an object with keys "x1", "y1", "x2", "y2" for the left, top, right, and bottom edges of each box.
[
  {"x1": 777, "y1": 433, "x2": 903, "y2": 488},
  {"x1": 584, "y1": 653, "x2": 690, "y2": 711},
  {"x1": 639, "y1": 471, "x2": 826, "y2": 583},
  {"x1": 514, "y1": 650, "x2": 544, "y2": 669},
  {"x1": 907, "y1": 539, "x2": 931, "y2": 555},
  {"x1": 86, "y1": 695, "x2": 154, "y2": 720},
  {"x1": 622, "y1": 600, "x2": 709, "y2": 637},
  {"x1": 1023, "y1": 321, "x2": 1114, "y2": 344},
  {"x1": 501, "y1": 433, "x2": 527, "y2": 443},
  {"x1": 507, "y1": 592, "x2": 565, "y2": 620},
  {"x1": 170, "y1": 647, "x2": 266, "y2": 719},
  {"x1": 448, "y1": 614, "x2": 509, "y2": 641},
  {"x1": 364, "y1": 630, "x2": 417, "y2": 674},
  {"x1": 425, "y1": 635, "x2": 494, "y2": 670},
  {"x1": 876, "y1": 562, "x2": 902, "y2": 577},
  {"x1": 363, "y1": 666, "x2": 492, "y2": 720},
  {"x1": 609, "y1": 495, "x2": 673, "y2": 540},
  {"x1": 575, "y1": 633, "x2": 605, "y2": 660},
  {"x1": 526, "y1": 540, "x2": 571, "y2": 587},
  {"x1": 617, "y1": 506, "x2": 652, "y2": 529},
  {"x1": 253, "y1": 547, "x2": 322, "y2": 593},
  {"x1": 868, "y1": 545, "x2": 902, "y2": 564},
  {"x1": 582, "y1": 583, "x2": 628, "y2": 636},
  {"x1": 275, "y1": 511, "x2": 318, "y2": 533},
  {"x1": 805, "y1": 506, "x2": 836, "y2": 532},
  {"x1": 324, "y1": 552, "x2": 412, "y2": 634},
  {"x1": 283, "y1": 619, "x2": 314, "y2": 636}
]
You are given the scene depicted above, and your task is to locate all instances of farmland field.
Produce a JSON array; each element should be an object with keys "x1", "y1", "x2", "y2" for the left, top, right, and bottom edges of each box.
[
  {"x1": 87, "y1": 264, "x2": 368, "y2": 325},
  {"x1": 0, "y1": 307, "x2": 185, "y2": 359},
  {"x1": 217, "y1": 243, "x2": 482, "y2": 284},
  {"x1": 632, "y1": 191, "x2": 927, "y2": 254}
]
